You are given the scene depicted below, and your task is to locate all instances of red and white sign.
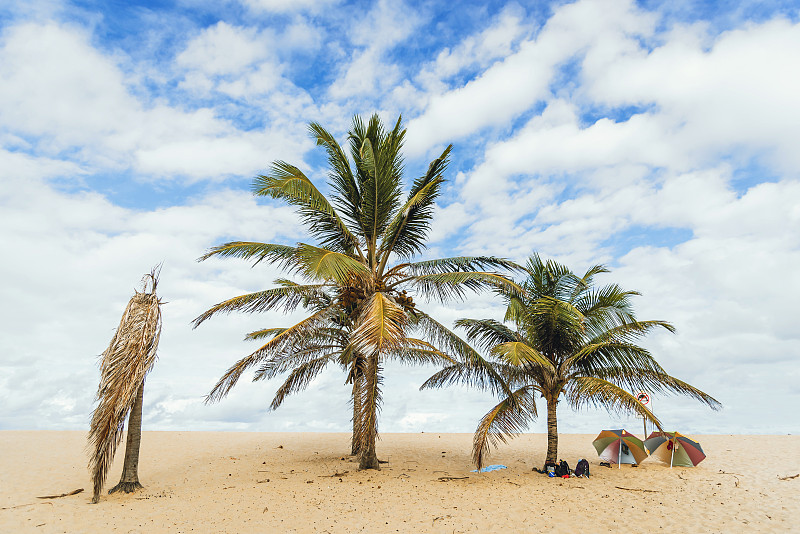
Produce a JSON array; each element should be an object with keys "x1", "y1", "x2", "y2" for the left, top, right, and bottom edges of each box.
[{"x1": 636, "y1": 391, "x2": 650, "y2": 405}]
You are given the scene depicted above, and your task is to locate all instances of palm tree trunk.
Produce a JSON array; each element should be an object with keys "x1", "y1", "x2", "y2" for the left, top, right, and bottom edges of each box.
[
  {"x1": 351, "y1": 376, "x2": 361, "y2": 456},
  {"x1": 358, "y1": 353, "x2": 380, "y2": 470},
  {"x1": 108, "y1": 382, "x2": 145, "y2": 495},
  {"x1": 544, "y1": 395, "x2": 558, "y2": 468}
]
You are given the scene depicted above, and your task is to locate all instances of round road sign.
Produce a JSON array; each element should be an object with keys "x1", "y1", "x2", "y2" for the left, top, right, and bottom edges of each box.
[{"x1": 636, "y1": 391, "x2": 650, "y2": 405}]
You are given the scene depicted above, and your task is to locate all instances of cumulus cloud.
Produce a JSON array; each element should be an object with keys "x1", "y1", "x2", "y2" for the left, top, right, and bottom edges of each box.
[
  {"x1": 0, "y1": 146, "x2": 309, "y2": 430},
  {"x1": 240, "y1": 0, "x2": 339, "y2": 14},
  {"x1": 0, "y1": 22, "x2": 314, "y2": 181},
  {"x1": 582, "y1": 17, "x2": 800, "y2": 172},
  {"x1": 328, "y1": 0, "x2": 421, "y2": 100},
  {"x1": 405, "y1": 0, "x2": 656, "y2": 157}
]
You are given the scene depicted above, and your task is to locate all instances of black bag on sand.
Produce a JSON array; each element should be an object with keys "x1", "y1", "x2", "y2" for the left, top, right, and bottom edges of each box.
[
  {"x1": 574, "y1": 458, "x2": 590, "y2": 477},
  {"x1": 556, "y1": 460, "x2": 570, "y2": 477}
]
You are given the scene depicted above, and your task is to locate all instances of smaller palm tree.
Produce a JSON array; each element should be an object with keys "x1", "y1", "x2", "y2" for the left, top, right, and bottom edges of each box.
[
  {"x1": 422, "y1": 254, "x2": 720, "y2": 469},
  {"x1": 88, "y1": 268, "x2": 162, "y2": 503}
]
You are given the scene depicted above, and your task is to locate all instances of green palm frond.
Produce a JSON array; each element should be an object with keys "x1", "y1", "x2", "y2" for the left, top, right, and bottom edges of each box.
[
  {"x1": 391, "y1": 337, "x2": 455, "y2": 365},
  {"x1": 503, "y1": 295, "x2": 527, "y2": 324},
  {"x1": 419, "y1": 361, "x2": 512, "y2": 396},
  {"x1": 577, "y1": 285, "x2": 640, "y2": 334},
  {"x1": 352, "y1": 115, "x2": 404, "y2": 249},
  {"x1": 268, "y1": 353, "x2": 339, "y2": 411},
  {"x1": 198, "y1": 242, "x2": 298, "y2": 267},
  {"x1": 588, "y1": 368, "x2": 721, "y2": 409},
  {"x1": 378, "y1": 175, "x2": 443, "y2": 262},
  {"x1": 472, "y1": 385, "x2": 538, "y2": 469},
  {"x1": 412, "y1": 311, "x2": 477, "y2": 360},
  {"x1": 192, "y1": 283, "x2": 327, "y2": 327},
  {"x1": 295, "y1": 244, "x2": 369, "y2": 283},
  {"x1": 308, "y1": 122, "x2": 362, "y2": 231},
  {"x1": 205, "y1": 306, "x2": 335, "y2": 403},
  {"x1": 454, "y1": 318, "x2": 519, "y2": 352},
  {"x1": 378, "y1": 145, "x2": 451, "y2": 263},
  {"x1": 530, "y1": 295, "x2": 585, "y2": 350},
  {"x1": 565, "y1": 341, "x2": 666, "y2": 375},
  {"x1": 415, "y1": 311, "x2": 516, "y2": 398},
  {"x1": 491, "y1": 341, "x2": 555, "y2": 370},
  {"x1": 253, "y1": 162, "x2": 360, "y2": 254},
  {"x1": 563, "y1": 376, "x2": 661, "y2": 428},
  {"x1": 571, "y1": 264, "x2": 609, "y2": 301},
  {"x1": 524, "y1": 253, "x2": 580, "y2": 300},
  {"x1": 409, "y1": 272, "x2": 522, "y2": 302},
  {"x1": 244, "y1": 327, "x2": 287, "y2": 341},
  {"x1": 588, "y1": 319, "x2": 676, "y2": 343},
  {"x1": 253, "y1": 343, "x2": 343, "y2": 381},
  {"x1": 405, "y1": 256, "x2": 523, "y2": 276}
]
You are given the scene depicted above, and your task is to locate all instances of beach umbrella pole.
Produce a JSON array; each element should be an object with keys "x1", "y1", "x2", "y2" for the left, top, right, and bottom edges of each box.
[{"x1": 670, "y1": 440, "x2": 674, "y2": 469}]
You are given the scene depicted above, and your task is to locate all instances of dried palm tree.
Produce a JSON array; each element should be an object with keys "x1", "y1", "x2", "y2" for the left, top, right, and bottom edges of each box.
[
  {"x1": 422, "y1": 254, "x2": 721, "y2": 470},
  {"x1": 194, "y1": 114, "x2": 521, "y2": 469},
  {"x1": 88, "y1": 269, "x2": 162, "y2": 503}
]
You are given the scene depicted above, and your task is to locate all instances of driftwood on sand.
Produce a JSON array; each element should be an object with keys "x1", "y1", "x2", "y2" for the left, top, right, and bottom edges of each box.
[
  {"x1": 37, "y1": 488, "x2": 84, "y2": 499},
  {"x1": 87, "y1": 268, "x2": 162, "y2": 503}
]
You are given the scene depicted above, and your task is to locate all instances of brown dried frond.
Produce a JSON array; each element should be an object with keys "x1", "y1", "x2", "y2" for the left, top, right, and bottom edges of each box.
[{"x1": 88, "y1": 269, "x2": 162, "y2": 503}]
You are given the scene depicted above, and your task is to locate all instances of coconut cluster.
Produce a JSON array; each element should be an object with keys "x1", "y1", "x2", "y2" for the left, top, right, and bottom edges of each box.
[
  {"x1": 337, "y1": 280, "x2": 416, "y2": 315},
  {"x1": 339, "y1": 285, "x2": 368, "y2": 310},
  {"x1": 395, "y1": 290, "x2": 415, "y2": 310}
]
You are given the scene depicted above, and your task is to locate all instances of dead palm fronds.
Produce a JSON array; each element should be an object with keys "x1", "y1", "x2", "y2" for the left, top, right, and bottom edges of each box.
[{"x1": 88, "y1": 268, "x2": 162, "y2": 503}]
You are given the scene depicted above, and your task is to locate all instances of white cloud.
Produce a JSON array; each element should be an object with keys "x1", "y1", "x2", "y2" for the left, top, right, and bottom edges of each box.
[
  {"x1": 417, "y1": 3, "x2": 530, "y2": 91},
  {"x1": 582, "y1": 17, "x2": 800, "y2": 173},
  {"x1": 0, "y1": 21, "x2": 314, "y2": 180},
  {"x1": 176, "y1": 22, "x2": 270, "y2": 76},
  {"x1": 241, "y1": 0, "x2": 339, "y2": 14},
  {"x1": 0, "y1": 148, "x2": 311, "y2": 431},
  {"x1": 328, "y1": 0, "x2": 421, "y2": 100},
  {"x1": 0, "y1": 22, "x2": 139, "y2": 152},
  {"x1": 405, "y1": 0, "x2": 657, "y2": 157}
]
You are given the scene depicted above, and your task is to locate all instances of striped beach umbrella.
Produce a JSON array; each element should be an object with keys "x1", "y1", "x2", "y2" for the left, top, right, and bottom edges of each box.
[
  {"x1": 592, "y1": 429, "x2": 648, "y2": 468},
  {"x1": 644, "y1": 431, "x2": 706, "y2": 467}
]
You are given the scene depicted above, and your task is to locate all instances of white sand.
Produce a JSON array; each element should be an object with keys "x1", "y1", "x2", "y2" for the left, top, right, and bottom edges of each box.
[{"x1": 1, "y1": 431, "x2": 797, "y2": 532}]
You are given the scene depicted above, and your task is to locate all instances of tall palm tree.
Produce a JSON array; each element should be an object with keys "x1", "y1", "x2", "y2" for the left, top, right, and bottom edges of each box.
[
  {"x1": 193, "y1": 114, "x2": 520, "y2": 469},
  {"x1": 88, "y1": 269, "x2": 162, "y2": 503},
  {"x1": 422, "y1": 254, "x2": 720, "y2": 469}
]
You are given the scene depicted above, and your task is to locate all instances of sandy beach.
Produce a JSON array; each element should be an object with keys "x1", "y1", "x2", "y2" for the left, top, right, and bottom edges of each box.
[{"x1": 1, "y1": 431, "x2": 797, "y2": 533}]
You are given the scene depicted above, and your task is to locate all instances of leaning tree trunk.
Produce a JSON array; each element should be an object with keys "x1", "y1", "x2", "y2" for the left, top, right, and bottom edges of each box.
[
  {"x1": 351, "y1": 376, "x2": 361, "y2": 456},
  {"x1": 358, "y1": 353, "x2": 380, "y2": 470},
  {"x1": 108, "y1": 382, "x2": 145, "y2": 495},
  {"x1": 544, "y1": 395, "x2": 559, "y2": 468}
]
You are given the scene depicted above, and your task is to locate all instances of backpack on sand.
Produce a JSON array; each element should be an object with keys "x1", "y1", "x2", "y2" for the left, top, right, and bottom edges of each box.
[
  {"x1": 556, "y1": 460, "x2": 570, "y2": 477},
  {"x1": 574, "y1": 458, "x2": 590, "y2": 477}
]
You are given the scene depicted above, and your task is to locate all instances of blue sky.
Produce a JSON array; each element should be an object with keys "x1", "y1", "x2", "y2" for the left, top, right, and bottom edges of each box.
[{"x1": 1, "y1": 0, "x2": 798, "y2": 441}]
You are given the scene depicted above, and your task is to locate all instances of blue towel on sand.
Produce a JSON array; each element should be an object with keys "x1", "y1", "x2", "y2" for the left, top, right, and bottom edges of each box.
[{"x1": 472, "y1": 464, "x2": 507, "y2": 473}]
